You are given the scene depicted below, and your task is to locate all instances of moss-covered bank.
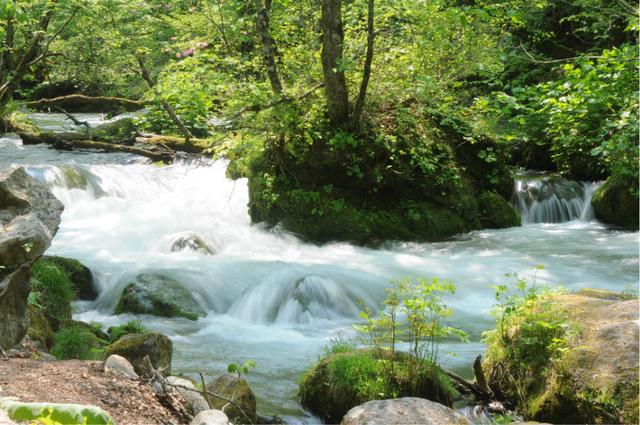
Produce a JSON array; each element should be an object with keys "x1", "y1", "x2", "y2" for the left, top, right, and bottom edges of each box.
[
  {"x1": 484, "y1": 289, "x2": 639, "y2": 424},
  {"x1": 244, "y1": 107, "x2": 518, "y2": 244},
  {"x1": 591, "y1": 175, "x2": 639, "y2": 230}
]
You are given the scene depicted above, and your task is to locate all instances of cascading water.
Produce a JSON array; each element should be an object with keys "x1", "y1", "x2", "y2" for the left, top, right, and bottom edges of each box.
[
  {"x1": 1, "y1": 115, "x2": 638, "y2": 422},
  {"x1": 513, "y1": 175, "x2": 600, "y2": 224}
]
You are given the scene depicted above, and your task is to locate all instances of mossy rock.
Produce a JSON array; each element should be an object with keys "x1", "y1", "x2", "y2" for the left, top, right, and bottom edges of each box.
[
  {"x1": 249, "y1": 177, "x2": 479, "y2": 245},
  {"x1": 106, "y1": 332, "x2": 173, "y2": 375},
  {"x1": 26, "y1": 304, "x2": 54, "y2": 351},
  {"x1": 591, "y1": 175, "x2": 639, "y2": 230},
  {"x1": 484, "y1": 289, "x2": 639, "y2": 424},
  {"x1": 30, "y1": 260, "x2": 75, "y2": 331},
  {"x1": 41, "y1": 255, "x2": 97, "y2": 300},
  {"x1": 477, "y1": 191, "x2": 520, "y2": 229},
  {"x1": 205, "y1": 374, "x2": 257, "y2": 424},
  {"x1": 115, "y1": 273, "x2": 205, "y2": 320},
  {"x1": 299, "y1": 350, "x2": 455, "y2": 424}
]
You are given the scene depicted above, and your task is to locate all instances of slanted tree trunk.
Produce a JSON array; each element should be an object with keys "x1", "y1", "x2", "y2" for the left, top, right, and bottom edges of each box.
[
  {"x1": 352, "y1": 0, "x2": 374, "y2": 128},
  {"x1": 136, "y1": 55, "x2": 195, "y2": 142},
  {"x1": 321, "y1": 0, "x2": 350, "y2": 128},
  {"x1": 254, "y1": 0, "x2": 285, "y2": 96}
]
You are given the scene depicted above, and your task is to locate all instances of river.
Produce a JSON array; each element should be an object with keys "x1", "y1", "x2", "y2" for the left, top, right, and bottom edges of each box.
[{"x1": 1, "y1": 113, "x2": 638, "y2": 422}]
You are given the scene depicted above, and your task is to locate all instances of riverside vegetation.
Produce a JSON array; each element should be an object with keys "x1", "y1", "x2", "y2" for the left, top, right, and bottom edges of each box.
[{"x1": 0, "y1": 0, "x2": 638, "y2": 424}]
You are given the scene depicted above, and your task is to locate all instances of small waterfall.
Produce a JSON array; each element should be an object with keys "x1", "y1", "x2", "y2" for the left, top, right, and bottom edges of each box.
[{"x1": 513, "y1": 175, "x2": 600, "y2": 224}]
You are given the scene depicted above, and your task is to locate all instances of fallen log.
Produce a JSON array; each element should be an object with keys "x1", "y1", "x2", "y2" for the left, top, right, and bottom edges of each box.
[
  {"x1": 135, "y1": 135, "x2": 211, "y2": 154},
  {"x1": 17, "y1": 130, "x2": 175, "y2": 162},
  {"x1": 27, "y1": 94, "x2": 143, "y2": 113}
]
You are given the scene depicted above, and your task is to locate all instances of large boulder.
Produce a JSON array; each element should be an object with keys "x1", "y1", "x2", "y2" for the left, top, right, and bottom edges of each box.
[
  {"x1": 106, "y1": 333, "x2": 173, "y2": 375},
  {"x1": 486, "y1": 289, "x2": 639, "y2": 424},
  {"x1": 115, "y1": 273, "x2": 206, "y2": 320},
  {"x1": 167, "y1": 376, "x2": 210, "y2": 415},
  {"x1": 591, "y1": 175, "x2": 639, "y2": 230},
  {"x1": 341, "y1": 397, "x2": 471, "y2": 425},
  {"x1": 0, "y1": 167, "x2": 63, "y2": 350},
  {"x1": 205, "y1": 374, "x2": 257, "y2": 424},
  {"x1": 41, "y1": 255, "x2": 97, "y2": 300}
]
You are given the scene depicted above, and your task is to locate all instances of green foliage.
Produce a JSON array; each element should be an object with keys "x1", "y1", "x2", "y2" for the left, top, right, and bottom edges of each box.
[
  {"x1": 355, "y1": 277, "x2": 467, "y2": 390},
  {"x1": 51, "y1": 326, "x2": 108, "y2": 360},
  {"x1": 227, "y1": 360, "x2": 256, "y2": 378},
  {"x1": 482, "y1": 267, "x2": 572, "y2": 414},
  {"x1": 0, "y1": 398, "x2": 115, "y2": 425},
  {"x1": 30, "y1": 259, "x2": 75, "y2": 327},
  {"x1": 107, "y1": 320, "x2": 147, "y2": 343}
]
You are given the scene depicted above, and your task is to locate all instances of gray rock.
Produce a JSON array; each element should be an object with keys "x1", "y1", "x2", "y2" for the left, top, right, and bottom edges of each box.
[
  {"x1": 190, "y1": 409, "x2": 230, "y2": 425},
  {"x1": 341, "y1": 397, "x2": 471, "y2": 425},
  {"x1": 115, "y1": 272, "x2": 206, "y2": 320},
  {"x1": 104, "y1": 354, "x2": 139, "y2": 379},
  {"x1": 0, "y1": 167, "x2": 63, "y2": 350},
  {"x1": 171, "y1": 232, "x2": 216, "y2": 255},
  {"x1": 167, "y1": 376, "x2": 209, "y2": 415}
]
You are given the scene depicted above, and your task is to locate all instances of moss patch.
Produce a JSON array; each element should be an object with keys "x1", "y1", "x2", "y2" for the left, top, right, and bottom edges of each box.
[
  {"x1": 41, "y1": 255, "x2": 97, "y2": 300},
  {"x1": 107, "y1": 333, "x2": 173, "y2": 375},
  {"x1": 591, "y1": 175, "x2": 639, "y2": 230},
  {"x1": 477, "y1": 191, "x2": 520, "y2": 229}
]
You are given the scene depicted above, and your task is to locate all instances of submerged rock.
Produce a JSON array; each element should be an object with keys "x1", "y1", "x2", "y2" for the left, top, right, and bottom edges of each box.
[
  {"x1": 115, "y1": 273, "x2": 206, "y2": 320},
  {"x1": 0, "y1": 167, "x2": 63, "y2": 350},
  {"x1": 170, "y1": 232, "x2": 216, "y2": 255},
  {"x1": 591, "y1": 175, "x2": 639, "y2": 230},
  {"x1": 205, "y1": 373, "x2": 257, "y2": 424},
  {"x1": 106, "y1": 333, "x2": 173, "y2": 375},
  {"x1": 341, "y1": 397, "x2": 471, "y2": 425}
]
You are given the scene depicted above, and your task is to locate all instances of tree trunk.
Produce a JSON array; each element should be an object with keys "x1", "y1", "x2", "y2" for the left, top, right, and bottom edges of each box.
[
  {"x1": 254, "y1": 0, "x2": 284, "y2": 96},
  {"x1": 321, "y1": 0, "x2": 350, "y2": 128},
  {"x1": 136, "y1": 55, "x2": 195, "y2": 142},
  {"x1": 352, "y1": 0, "x2": 374, "y2": 128}
]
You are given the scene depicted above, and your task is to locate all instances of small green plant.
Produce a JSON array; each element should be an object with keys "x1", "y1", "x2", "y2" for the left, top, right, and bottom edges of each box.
[
  {"x1": 355, "y1": 277, "x2": 467, "y2": 395},
  {"x1": 107, "y1": 320, "x2": 147, "y2": 342},
  {"x1": 322, "y1": 333, "x2": 357, "y2": 356},
  {"x1": 482, "y1": 266, "x2": 572, "y2": 415},
  {"x1": 227, "y1": 360, "x2": 256, "y2": 378}
]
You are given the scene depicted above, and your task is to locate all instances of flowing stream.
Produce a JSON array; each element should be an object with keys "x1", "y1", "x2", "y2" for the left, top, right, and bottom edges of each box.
[{"x1": 1, "y1": 114, "x2": 638, "y2": 422}]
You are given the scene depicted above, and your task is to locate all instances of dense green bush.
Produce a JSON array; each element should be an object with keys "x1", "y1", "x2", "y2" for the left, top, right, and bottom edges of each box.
[{"x1": 51, "y1": 326, "x2": 108, "y2": 360}]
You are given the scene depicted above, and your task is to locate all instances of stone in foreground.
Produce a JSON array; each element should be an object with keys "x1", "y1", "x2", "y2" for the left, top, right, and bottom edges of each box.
[
  {"x1": 341, "y1": 397, "x2": 471, "y2": 425},
  {"x1": 190, "y1": 409, "x2": 230, "y2": 425}
]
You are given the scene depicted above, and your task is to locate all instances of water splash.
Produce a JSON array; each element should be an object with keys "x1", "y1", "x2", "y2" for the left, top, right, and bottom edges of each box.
[{"x1": 513, "y1": 175, "x2": 601, "y2": 224}]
